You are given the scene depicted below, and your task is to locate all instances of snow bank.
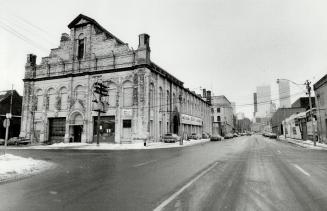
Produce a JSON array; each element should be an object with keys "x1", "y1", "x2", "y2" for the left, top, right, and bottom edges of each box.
[
  {"x1": 0, "y1": 154, "x2": 54, "y2": 183},
  {"x1": 21, "y1": 139, "x2": 210, "y2": 150},
  {"x1": 278, "y1": 136, "x2": 327, "y2": 150}
]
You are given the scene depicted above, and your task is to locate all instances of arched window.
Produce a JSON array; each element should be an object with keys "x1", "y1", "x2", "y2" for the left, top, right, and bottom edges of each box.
[
  {"x1": 36, "y1": 89, "x2": 43, "y2": 111},
  {"x1": 123, "y1": 81, "x2": 133, "y2": 107},
  {"x1": 108, "y1": 82, "x2": 117, "y2": 107},
  {"x1": 47, "y1": 88, "x2": 55, "y2": 111},
  {"x1": 166, "y1": 90, "x2": 170, "y2": 112},
  {"x1": 159, "y1": 87, "x2": 163, "y2": 111},
  {"x1": 173, "y1": 93, "x2": 176, "y2": 106},
  {"x1": 77, "y1": 34, "x2": 85, "y2": 60},
  {"x1": 59, "y1": 87, "x2": 68, "y2": 110},
  {"x1": 149, "y1": 83, "x2": 155, "y2": 109},
  {"x1": 74, "y1": 85, "x2": 84, "y2": 100}
]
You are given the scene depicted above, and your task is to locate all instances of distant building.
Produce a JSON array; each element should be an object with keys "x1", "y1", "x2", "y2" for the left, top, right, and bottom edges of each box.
[
  {"x1": 0, "y1": 90, "x2": 22, "y2": 140},
  {"x1": 291, "y1": 97, "x2": 316, "y2": 110},
  {"x1": 236, "y1": 112, "x2": 245, "y2": 120},
  {"x1": 278, "y1": 80, "x2": 291, "y2": 108},
  {"x1": 231, "y1": 102, "x2": 236, "y2": 114},
  {"x1": 236, "y1": 117, "x2": 252, "y2": 132},
  {"x1": 271, "y1": 107, "x2": 305, "y2": 136},
  {"x1": 314, "y1": 74, "x2": 327, "y2": 143},
  {"x1": 256, "y1": 85, "x2": 271, "y2": 118},
  {"x1": 211, "y1": 95, "x2": 234, "y2": 135}
]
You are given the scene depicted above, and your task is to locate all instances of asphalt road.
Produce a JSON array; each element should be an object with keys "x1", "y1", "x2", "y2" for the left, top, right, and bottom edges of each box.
[{"x1": 1, "y1": 135, "x2": 327, "y2": 211}]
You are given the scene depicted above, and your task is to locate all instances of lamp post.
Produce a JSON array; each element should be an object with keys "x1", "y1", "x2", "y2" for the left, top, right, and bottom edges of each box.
[{"x1": 277, "y1": 78, "x2": 317, "y2": 146}]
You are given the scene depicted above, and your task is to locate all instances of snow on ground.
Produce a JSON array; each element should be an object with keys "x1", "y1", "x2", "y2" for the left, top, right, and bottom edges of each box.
[
  {"x1": 0, "y1": 154, "x2": 54, "y2": 183},
  {"x1": 278, "y1": 136, "x2": 327, "y2": 150},
  {"x1": 16, "y1": 139, "x2": 210, "y2": 150}
]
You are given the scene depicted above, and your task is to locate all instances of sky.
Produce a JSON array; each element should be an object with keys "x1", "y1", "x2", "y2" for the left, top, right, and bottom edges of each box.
[{"x1": 1, "y1": 0, "x2": 327, "y2": 119}]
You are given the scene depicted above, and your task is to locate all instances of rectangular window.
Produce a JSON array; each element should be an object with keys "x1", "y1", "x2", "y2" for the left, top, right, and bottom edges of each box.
[
  {"x1": 123, "y1": 120, "x2": 132, "y2": 128},
  {"x1": 292, "y1": 127, "x2": 297, "y2": 135},
  {"x1": 217, "y1": 116, "x2": 221, "y2": 122},
  {"x1": 217, "y1": 108, "x2": 221, "y2": 113},
  {"x1": 211, "y1": 108, "x2": 214, "y2": 113}
]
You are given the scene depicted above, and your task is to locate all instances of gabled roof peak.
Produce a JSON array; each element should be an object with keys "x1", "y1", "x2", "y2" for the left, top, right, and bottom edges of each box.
[{"x1": 68, "y1": 14, "x2": 125, "y2": 45}]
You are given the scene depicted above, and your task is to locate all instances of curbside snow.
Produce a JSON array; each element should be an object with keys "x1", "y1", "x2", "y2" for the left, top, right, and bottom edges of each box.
[
  {"x1": 0, "y1": 154, "x2": 54, "y2": 183},
  {"x1": 7, "y1": 139, "x2": 211, "y2": 151}
]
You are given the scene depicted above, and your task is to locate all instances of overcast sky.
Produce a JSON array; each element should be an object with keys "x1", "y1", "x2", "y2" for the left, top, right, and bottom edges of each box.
[{"x1": 1, "y1": 0, "x2": 327, "y2": 118}]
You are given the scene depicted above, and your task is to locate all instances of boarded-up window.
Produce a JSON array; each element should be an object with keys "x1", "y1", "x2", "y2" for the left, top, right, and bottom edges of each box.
[
  {"x1": 108, "y1": 82, "x2": 117, "y2": 107},
  {"x1": 47, "y1": 88, "x2": 55, "y2": 111},
  {"x1": 59, "y1": 87, "x2": 68, "y2": 110},
  {"x1": 36, "y1": 89, "x2": 43, "y2": 111},
  {"x1": 123, "y1": 81, "x2": 133, "y2": 107}
]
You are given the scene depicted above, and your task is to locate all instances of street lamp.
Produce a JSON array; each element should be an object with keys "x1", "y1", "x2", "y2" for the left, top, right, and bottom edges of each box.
[{"x1": 277, "y1": 78, "x2": 317, "y2": 146}]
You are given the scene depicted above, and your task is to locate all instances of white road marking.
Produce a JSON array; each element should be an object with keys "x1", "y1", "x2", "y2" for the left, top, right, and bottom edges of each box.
[
  {"x1": 153, "y1": 161, "x2": 219, "y2": 211},
  {"x1": 293, "y1": 164, "x2": 311, "y2": 177},
  {"x1": 133, "y1": 160, "x2": 157, "y2": 167}
]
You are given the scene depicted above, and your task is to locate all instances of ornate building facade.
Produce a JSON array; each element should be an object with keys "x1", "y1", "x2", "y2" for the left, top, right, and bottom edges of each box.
[{"x1": 20, "y1": 14, "x2": 212, "y2": 144}]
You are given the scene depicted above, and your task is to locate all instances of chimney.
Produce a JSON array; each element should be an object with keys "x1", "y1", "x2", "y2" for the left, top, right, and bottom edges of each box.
[
  {"x1": 26, "y1": 54, "x2": 36, "y2": 67},
  {"x1": 206, "y1": 90, "x2": 212, "y2": 105},
  {"x1": 203, "y1": 89, "x2": 207, "y2": 98},
  {"x1": 136, "y1": 34, "x2": 151, "y2": 64}
]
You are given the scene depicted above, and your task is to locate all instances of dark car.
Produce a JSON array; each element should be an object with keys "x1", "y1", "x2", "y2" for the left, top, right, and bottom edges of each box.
[
  {"x1": 210, "y1": 135, "x2": 222, "y2": 141},
  {"x1": 224, "y1": 133, "x2": 234, "y2": 139},
  {"x1": 188, "y1": 133, "x2": 200, "y2": 140},
  {"x1": 161, "y1": 133, "x2": 181, "y2": 143},
  {"x1": 7, "y1": 137, "x2": 31, "y2": 145}
]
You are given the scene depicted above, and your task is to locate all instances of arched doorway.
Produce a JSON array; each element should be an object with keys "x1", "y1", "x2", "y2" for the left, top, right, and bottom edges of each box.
[
  {"x1": 173, "y1": 114, "x2": 179, "y2": 134},
  {"x1": 69, "y1": 112, "x2": 84, "y2": 143}
]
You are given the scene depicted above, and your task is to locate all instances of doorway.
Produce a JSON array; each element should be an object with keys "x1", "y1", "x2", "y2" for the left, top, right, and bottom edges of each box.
[
  {"x1": 173, "y1": 115, "x2": 179, "y2": 134},
  {"x1": 72, "y1": 125, "x2": 83, "y2": 142}
]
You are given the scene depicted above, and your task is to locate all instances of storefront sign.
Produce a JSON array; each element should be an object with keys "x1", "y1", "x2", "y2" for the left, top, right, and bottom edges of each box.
[
  {"x1": 122, "y1": 109, "x2": 133, "y2": 117},
  {"x1": 180, "y1": 114, "x2": 202, "y2": 126}
]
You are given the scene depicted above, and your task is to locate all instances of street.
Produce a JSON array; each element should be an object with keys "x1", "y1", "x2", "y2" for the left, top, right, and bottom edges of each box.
[{"x1": 1, "y1": 136, "x2": 327, "y2": 211}]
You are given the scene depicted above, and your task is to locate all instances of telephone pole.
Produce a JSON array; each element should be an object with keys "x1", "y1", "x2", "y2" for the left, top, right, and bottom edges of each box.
[
  {"x1": 92, "y1": 82, "x2": 108, "y2": 146},
  {"x1": 305, "y1": 80, "x2": 316, "y2": 146}
]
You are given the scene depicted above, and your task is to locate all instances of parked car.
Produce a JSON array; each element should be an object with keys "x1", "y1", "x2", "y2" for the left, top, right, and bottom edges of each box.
[
  {"x1": 202, "y1": 133, "x2": 210, "y2": 139},
  {"x1": 233, "y1": 133, "x2": 239, "y2": 138},
  {"x1": 210, "y1": 135, "x2": 222, "y2": 141},
  {"x1": 161, "y1": 133, "x2": 181, "y2": 143},
  {"x1": 188, "y1": 133, "x2": 200, "y2": 140},
  {"x1": 0, "y1": 139, "x2": 4, "y2": 145},
  {"x1": 224, "y1": 133, "x2": 234, "y2": 139},
  {"x1": 7, "y1": 137, "x2": 31, "y2": 145}
]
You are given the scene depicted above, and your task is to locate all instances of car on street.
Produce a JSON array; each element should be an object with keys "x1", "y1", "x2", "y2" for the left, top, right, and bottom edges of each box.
[
  {"x1": 210, "y1": 134, "x2": 223, "y2": 141},
  {"x1": 7, "y1": 137, "x2": 31, "y2": 145},
  {"x1": 0, "y1": 139, "x2": 4, "y2": 145},
  {"x1": 202, "y1": 133, "x2": 210, "y2": 139},
  {"x1": 224, "y1": 133, "x2": 234, "y2": 139},
  {"x1": 188, "y1": 133, "x2": 201, "y2": 140},
  {"x1": 161, "y1": 133, "x2": 181, "y2": 143}
]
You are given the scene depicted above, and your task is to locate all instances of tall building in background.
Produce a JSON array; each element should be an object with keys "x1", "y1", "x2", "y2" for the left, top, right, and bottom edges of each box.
[
  {"x1": 253, "y1": 92, "x2": 257, "y2": 119},
  {"x1": 278, "y1": 80, "x2": 291, "y2": 108},
  {"x1": 231, "y1": 102, "x2": 236, "y2": 114},
  {"x1": 256, "y1": 85, "x2": 271, "y2": 118}
]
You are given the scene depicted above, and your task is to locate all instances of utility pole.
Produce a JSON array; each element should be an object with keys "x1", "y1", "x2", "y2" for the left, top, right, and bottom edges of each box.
[
  {"x1": 305, "y1": 80, "x2": 316, "y2": 146},
  {"x1": 3, "y1": 85, "x2": 13, "y2": 155},
  {"x1": 92, "y1": 82, "x2": 108, "y2": 146}
]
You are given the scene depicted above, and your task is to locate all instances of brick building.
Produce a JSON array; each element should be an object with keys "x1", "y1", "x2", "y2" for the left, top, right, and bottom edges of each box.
[
  {"x1": 211, "y1": 95, "x2": 234, "y2": 136},
  {"x1": 314, "y1": 74, "x2": 327, "y2": 143},
  {"x1": 20, "y1": 14, "x2": 212, "y2": 144}
]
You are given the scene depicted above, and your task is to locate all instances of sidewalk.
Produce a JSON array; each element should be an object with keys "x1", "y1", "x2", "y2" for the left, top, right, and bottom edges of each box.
[
  {"x1": 278, "y1": 136, "x2": 327, "y2": 150},
  {"x1": 5, "y1": 138, "x2": 210, "y2": 151}
]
